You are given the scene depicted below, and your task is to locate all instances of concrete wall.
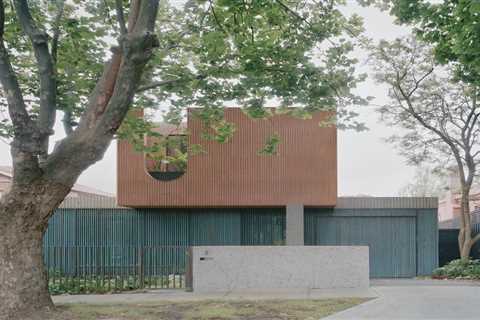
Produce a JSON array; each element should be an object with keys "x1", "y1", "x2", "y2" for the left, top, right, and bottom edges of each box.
[{"x1": 191, "y1": 246, "x2": 369, "y2": 293}]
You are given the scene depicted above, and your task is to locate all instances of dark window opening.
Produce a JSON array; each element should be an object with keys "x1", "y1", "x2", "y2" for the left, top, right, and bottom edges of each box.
[{"x1": 145, "y1": 134, "x2": 187, "y2": 181}]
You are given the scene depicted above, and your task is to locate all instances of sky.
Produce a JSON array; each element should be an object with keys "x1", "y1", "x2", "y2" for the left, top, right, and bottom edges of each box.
[{"x1": 0, "y1": 2, "x2": 415, "y2": 197}]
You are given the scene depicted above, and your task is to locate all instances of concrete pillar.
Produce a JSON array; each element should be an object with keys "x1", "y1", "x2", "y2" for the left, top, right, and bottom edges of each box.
[{"x1": 286, "y1": 203, "x2": 304, "y2": 245}]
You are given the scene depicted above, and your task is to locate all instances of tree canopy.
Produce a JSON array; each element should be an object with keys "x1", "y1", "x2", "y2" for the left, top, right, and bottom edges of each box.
[
  {"x1": 371, "y1": 37, "x2": 480, "y2": 174},
  {"x1": 0, "y1": 0, "x2": 369, "y2": 161},
  {"x1": 371, "y1": 36, "x2": 480, "y2": 259},
  {"x1": 364, "y1": 0, "x2": 480, "y2": 85},
  {"x1": 398, "y1": 166, "x2": 446, "y2": 198}
]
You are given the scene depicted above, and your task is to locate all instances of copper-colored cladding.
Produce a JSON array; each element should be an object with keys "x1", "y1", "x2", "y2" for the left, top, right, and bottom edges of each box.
[{"x1": 117, "y1": 108, "x2": 337, "y2": 207}]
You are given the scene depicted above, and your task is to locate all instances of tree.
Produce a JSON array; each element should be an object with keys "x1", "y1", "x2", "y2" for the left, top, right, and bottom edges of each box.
[
  {"x1": 398, "y1": 166, "x2": 446, "y2": 198},
  {"x1": 371, "y1": 37, "x2": 480, "y2": 260},
  {"x1": 363, "y1": 0, "x2": 480, "y2": 85},
  {"x1": 0, "y1": 0, "x2": 366, "y2": 318}
]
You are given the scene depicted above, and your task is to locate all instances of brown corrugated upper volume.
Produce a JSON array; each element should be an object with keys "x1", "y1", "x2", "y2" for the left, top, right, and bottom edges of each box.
[{"x1": 117, "y1": 108, "x2": 337, "y2": 207}]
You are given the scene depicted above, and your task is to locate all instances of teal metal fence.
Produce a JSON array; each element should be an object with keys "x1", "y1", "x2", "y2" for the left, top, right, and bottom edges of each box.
[
  {"x1": 44, "y1": 207, "x2": 285, "y2": 292},
  {"x1": 45, "y1": 245, "x2": 188, "y2": 293}
]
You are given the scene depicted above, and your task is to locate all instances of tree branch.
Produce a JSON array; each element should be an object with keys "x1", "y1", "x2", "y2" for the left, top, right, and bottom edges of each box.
[
  {"x1": 465, "y1": 87, "x2": 479, "y2": 144},
  {"x1": 275, "y1": 0, "x2": 311, "y2": 27},
  {"x1": 395, "y1": 81, "x2": 465, "y2": 169},
  {"x1": 51, "y1": 0, "x2": 65, "y2": 65},
  {"x1": 0, "y1": 0, "x2": 38, "y2": 145},
  {"x1": 407, "y1": 68, "x2": 434, "y2": 97},
  {"x1": 208, "y1": 0, "x2": 228, "y2": 34},
  {"x1": 115, "y1": 0, "x2": 127, "y2": 36},
  {"x1": 46, "y1": 0, "x2": 160, "y2": 181},
  {"x1": 13, "y1": 0, "x2": 57, "y2": 156},
  {"x1": 472, "y1": 232, "x2": 480, "y2": 246},
  {"x1": 127, "y1": 0, "x2": 141, "y2": 32},
  {"x1": 0, "y1": 0, "x2": 46, "y2": 179},
  {"x1": 78, "y1": 0, "x2": 148, "y2": 127},
  {"x1": 0, "y1": 0, "x2": 4, "y2": 38},
  {"x1": 136, "y1": 74, "x2": 206, "y2": 93}
]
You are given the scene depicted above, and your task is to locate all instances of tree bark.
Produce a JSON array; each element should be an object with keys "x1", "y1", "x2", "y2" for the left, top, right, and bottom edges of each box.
[
  {"x1": 458, "y1": 183, "x2": 476, "y2": 260},
  {"x1": 0, "y1": 226, "x2": 52, "y2": 320},
  {"x1": 0, "y1": 1, "x2": 160, "y2": 318},
  {"x1": 0, "y1": 180, "x2": 71, "y2": 320}
]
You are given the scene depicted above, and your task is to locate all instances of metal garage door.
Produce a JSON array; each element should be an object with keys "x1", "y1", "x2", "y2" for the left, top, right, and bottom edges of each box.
[{"x1": 305, "y1": 211, "x2": 417, "y2": 278}]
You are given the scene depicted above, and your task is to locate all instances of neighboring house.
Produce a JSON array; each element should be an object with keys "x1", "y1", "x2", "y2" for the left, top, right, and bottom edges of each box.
[
  {"x1": 438, "y1": 171, "x2": 480, "y2": 222},
  {"x1": 0, "y1": 165, "x2": 113, "y2": 199},
  {"x1": 111, "y1": 108, "x2": 438, "y2": 278}
]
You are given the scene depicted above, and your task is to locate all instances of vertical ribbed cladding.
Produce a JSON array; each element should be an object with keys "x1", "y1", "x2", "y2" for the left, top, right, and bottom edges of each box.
[
  {"x1": 44, "y1": 207, "x2": 288, "y2": 248},
  {"x1": 44, "y1": 207, "x2": 288, "y2": 279},
  {"x1": 117, "y1": 108, "x2": 337, "y2": 207},
  {"x1": 305, "y1": 207, "x2": 437, "y2": 278},
  {"x1": 416, "y1": 209, "x2": 439, "y2": 275},
  {"x1": 240, "y1": 208, "x2": 286, "y2": 245}
]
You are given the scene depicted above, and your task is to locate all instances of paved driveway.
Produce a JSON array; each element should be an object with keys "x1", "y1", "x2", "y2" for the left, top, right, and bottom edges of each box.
[{"x1": 325, "y1": 279, "x2": 480, "y2": 320}]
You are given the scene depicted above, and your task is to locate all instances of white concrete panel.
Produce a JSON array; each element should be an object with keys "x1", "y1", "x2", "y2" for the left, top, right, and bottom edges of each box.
[{"x1": 192, "y1": 246, "x2": 369, "y2": 293}]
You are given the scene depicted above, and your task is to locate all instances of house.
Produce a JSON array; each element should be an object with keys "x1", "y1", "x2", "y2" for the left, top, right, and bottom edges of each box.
[
  {"x1": 111, "y1": 108, "x2": 439, "y2": 278},
  {"x1": 438, "y1": 189, "x2": 480, "y2": 223},
  {"x1": 118, "y1": 108, "x2": 337, "y2": 207},
  {"x1": 438, "y1": 172, "x2": 480, "y2": 222},
  {"x1": 0, "y1": 165, "x2": 114, "y2": 199}
]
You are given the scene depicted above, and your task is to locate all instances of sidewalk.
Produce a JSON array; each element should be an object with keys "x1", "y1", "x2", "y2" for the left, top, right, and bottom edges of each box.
[{"x1": 325, "y1": 280, "x2": 480, "y2": 320}]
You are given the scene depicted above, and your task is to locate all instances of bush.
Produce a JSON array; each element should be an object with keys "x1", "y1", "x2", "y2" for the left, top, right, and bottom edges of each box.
[{"x1": 432, "y1": 259, "x2": 480, "y2": 279}]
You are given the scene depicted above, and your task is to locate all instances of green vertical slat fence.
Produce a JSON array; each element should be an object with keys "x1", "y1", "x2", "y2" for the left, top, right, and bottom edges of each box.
[{"x1": 44, "y1": 207, "x2": 285, "y2": 293}]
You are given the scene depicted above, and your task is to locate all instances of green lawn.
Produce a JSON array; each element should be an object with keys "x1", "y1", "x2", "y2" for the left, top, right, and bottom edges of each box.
[{"x1": 53, "y1": 299, "x2": 367, "y2": 320}]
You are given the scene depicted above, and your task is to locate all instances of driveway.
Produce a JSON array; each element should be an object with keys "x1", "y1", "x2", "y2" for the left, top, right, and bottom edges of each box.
[{"x1": 325, "y1": 279, "x2": 480, "y2": 320}]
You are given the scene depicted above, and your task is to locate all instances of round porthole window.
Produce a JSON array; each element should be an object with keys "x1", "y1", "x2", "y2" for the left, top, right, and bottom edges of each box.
[{"x1": 144, "y1": 124, "x2": 187, "y2": 181}]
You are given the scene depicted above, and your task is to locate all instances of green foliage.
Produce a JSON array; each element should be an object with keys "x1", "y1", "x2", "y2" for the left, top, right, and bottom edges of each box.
[
  {"x1": 259, "y1": 133, "x2": 281, "y2": 156},
  {"x1": 368, "y1": 0, "x2": 480, "y2": 85},
  {"x1": 48, "y1": 269, "x2": 179, "y2": 295},
  {"x1": 0, "y1": 118, "x2": 13, "y2": 138},
  {"x1": 147, "y1": 134, "x2": 189, "y2": 172},
  {"x1": 1, "y1": 0, "x2": 368, "y2": 156},
  {"x1": 0, "y1": 1, "x2": 108, "y2": 129},
  {"x1": 433, "y1": 259, "x2": 480, "y2": 280}
]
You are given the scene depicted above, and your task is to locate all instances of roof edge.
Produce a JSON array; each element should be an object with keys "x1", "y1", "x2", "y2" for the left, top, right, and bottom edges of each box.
[
  {"x1": 336, "y1": 197, "x2": 438, "y2": 209},
  {"x1": 59, "y1": 195, "x2": 122, "y2": 209}
]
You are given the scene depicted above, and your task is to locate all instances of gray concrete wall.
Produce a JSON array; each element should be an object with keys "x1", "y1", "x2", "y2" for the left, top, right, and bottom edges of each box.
[
  {"x1": 191, "y1": 246, "x2": 369, "y2": 293},
  {"x1": 286, "y1": 203, "x2": 304, "y2": 245}
]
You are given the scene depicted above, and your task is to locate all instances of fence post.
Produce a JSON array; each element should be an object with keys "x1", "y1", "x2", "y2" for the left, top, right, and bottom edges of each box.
[
  {"x1": 138, "y1": 247, "x2": 144, "y2": 289},
  {"x1": 185, "y1": 247, "x2": 193, "y2": 292}
]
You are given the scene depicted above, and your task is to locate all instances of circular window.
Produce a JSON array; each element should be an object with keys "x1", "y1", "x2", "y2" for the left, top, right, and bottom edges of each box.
[{"x1": 144, "y1": 124, "x2": 187, "y2": 181}]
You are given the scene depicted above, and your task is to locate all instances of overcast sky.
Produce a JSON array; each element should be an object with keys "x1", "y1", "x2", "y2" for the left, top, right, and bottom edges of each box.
[{"x1": 0, "y1": 2, "x2": 415, "y2": 196}]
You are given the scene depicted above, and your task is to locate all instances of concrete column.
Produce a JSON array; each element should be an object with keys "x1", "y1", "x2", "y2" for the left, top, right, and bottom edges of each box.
[{"x1": 286, "y1": 203, "x2": 304, "y2": 245}]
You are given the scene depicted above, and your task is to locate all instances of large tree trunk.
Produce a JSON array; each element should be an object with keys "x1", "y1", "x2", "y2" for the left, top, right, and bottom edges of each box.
[
  {"x1": 0, "y1": 2, "x2": 159, "y2": 318},
  {"x1": 0, "y1": 180, "x2": 71, "y2": 320},
  {"x1": 458, "y1": 186, "x2": 475, "y2": 260},
  {"x1": 0, "y1": 225, "x2": 52, "y2": 319}
]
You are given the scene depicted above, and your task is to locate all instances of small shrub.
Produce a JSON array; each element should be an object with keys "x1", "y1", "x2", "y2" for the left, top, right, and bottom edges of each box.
[
  {"x1": 432, "y1": 259, "x2": 480, "y2": 279},
  {"x1": 48, "y1": 278, "x2": 113, "y2": 295}
]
